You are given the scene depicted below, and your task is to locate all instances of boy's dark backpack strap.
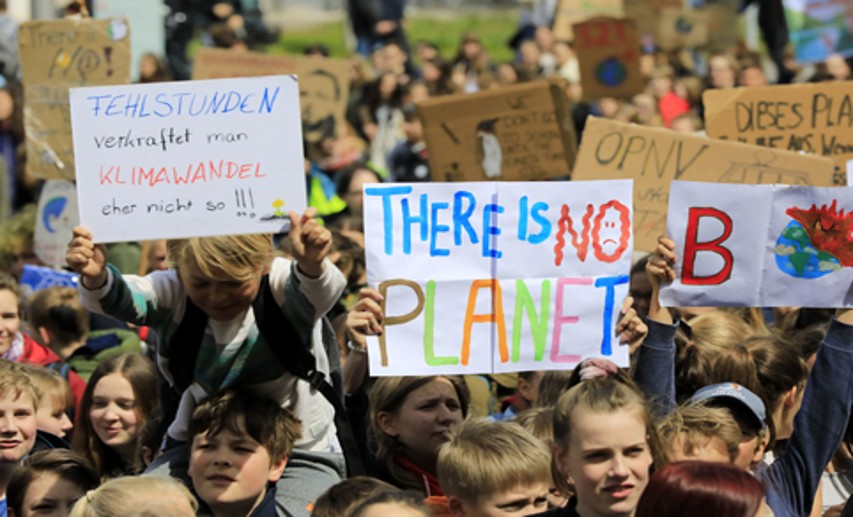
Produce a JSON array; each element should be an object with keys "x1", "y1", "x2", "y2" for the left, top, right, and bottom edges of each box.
[
  {"x1": 168, "y1": 296, "x2": 208, "y2": 393},
  {"x1": 253, "y1": 275, "x2": 366, "y2": 477}
]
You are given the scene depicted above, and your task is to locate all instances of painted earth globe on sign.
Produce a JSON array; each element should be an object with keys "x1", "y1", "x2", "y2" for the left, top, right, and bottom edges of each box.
[
  {"x1": 775, "y1": 220, "x2": 841, "y2": 279},
  {"x1": 595, "y1": 57, "x2": 627, "y2": 87}
]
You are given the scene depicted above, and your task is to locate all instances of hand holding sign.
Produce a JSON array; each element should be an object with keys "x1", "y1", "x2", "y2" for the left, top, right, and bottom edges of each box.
[
  {"x1": 615, "y1": 296, "x2": 648, "y2": 353},
  {"x1": 645, "y1": 235, "x2": 676, "y2": 324},
  {"x1": 66, "y1": 226, "x2": 108, "y2": 289},
  {"x1": 347, "y1": 289, "x2": 386, "y2": 346}
]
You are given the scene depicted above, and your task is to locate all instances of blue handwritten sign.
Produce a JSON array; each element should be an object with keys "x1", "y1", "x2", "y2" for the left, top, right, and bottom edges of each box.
[
  {"x1": 363, "y1": 180, "x2": 634, "y2": 376},
  {"x1": 69, "y1": 75, "x2": 306, "y2": 243}
]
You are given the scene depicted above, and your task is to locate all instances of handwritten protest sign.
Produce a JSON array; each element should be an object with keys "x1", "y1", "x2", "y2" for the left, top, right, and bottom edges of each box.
[
  {"x1": 34, "y1": 180, "x2": 79, "y2": 268},
  {"x1": 704, "y1": 4, "x2": 739, "y2": 51},
  {"x1": 784, "y1": 0, "x2": 853, "y2": 63},
  {"x1": 661, "y1": 181, "x2": 853, "y2": 307},
  {"x1": 364, "y1": 180, "x2": 634, "y2": 376},
  {"x1": 19, "y1": 18, "x2": 131, "y2": 180},
  {"x1": 416, "y1": 80, "x2": 576, "y2": 182},
  {"x1": 552, "y1": 0, "x2": 624, "y2": 41},
  {"x1": 572, "y1": 117, "x2": 837, "y2": 252},
  {"x1": 69, "y1": 75, "x2": 306, "y2": 243},
  {"x1": 656, "y1": 9, "x2": 711, "y2": 50},
  {"x1": 704, "y1": 81, "x2": 853, "y2": 173},
  {"x1": 192, "y1": 48, "x2": 349, "y2": 144},
  {"x1": 624, "y1": 0, "x2": 683, "y2": 37},
  {"x1": 573, "y1": 17, "x2": 643, "y2": 100}
]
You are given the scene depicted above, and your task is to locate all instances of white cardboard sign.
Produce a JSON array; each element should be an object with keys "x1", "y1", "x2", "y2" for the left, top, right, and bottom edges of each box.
[
  {"x1": 661, "y1": 181, "x2": 853, "y2": 307},
  {"x1": 364, "y1": 180, "x2": 634, "y2": 376},
  {"x1": 69, "y1": 75, "x2": 306, "y2": 243}
]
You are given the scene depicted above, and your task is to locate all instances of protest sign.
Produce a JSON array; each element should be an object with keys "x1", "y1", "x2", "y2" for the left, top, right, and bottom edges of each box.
[
  {"x1": 572, "y1": 117, "x2": 837, "y2": 252},
  {"x1": 19, "y1": 18, "x2": 131, "y2": 180},
  {"x1": 704, "y1": 81, "x2": 853, "y2": 172},
  {"x1": 416, "y1": 80, "x2": 576, "y2": 182},
  {"x1": 660, "y1": 181, "x2": 853, "y2": 307},
  {"x1": 69, "y1": 75, "x2": 306, "y2": 243},
  {"x1": 364, "y1": 180, "x2": 634, "y2": 376},
  {"x1": 34, "y1": 180, "x2": 79, "y2": 268},
  {"x1": 552, "y1": 0, "x2": 624, "y2": 41},
  {"x1": 656, "y1": 9, "x2": 711, "y2": 50},
  {"x1": 94, "y1": 0, "x2": 165, "y2": 82},
  {"x1": 573, "y1": 17, "x2": 643, "y2": 100},
  {"x1": 783, "y1": 0, "x2": 853, "y2": 63},
  {"x1": 704, "y1": 4, "x2": 739, "y2": 51},
  {"x1": 624, "y1": 0, "x2": 683, "y2": 37},
  {"x1": 192, "y1": 48, "x2": 349, "y2": 144}
]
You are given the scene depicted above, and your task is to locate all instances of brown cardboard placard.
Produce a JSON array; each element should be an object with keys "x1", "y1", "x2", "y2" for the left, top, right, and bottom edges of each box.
[
  {"x1": 552, "y1": 0, "x2": 624, "y2": 41},
  {"x1": 704, "y1": 3, "x2": 739, "y2": 51},
  {"x1": 656, "y1": 9, "x2": 711, "y2": 50},
  {"x1": 192, "y1": 47, "x2": 350, "y2": 144},
  {"x1": 624, "y1": 0, "x2": 684, "y2": 37},
  {"x1": 704, "y1": 81, "x2": 853, "y2": 179},
  {"x1": 19, "y1": 18, "x2": 131, "y2": 180},
  {"x1": 573, "y1": 17, "x2": 643, "y2": 100},
  {"x1": 416, "y1": 80, "x2": 576, "y2": 182},
  {"x1": 573, "y1": 117, "x2": 837, "y2": 251}
]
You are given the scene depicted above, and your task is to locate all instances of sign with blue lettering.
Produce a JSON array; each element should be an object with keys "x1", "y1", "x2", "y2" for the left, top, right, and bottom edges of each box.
[
  {"x1": 363, "y1": 180, "x2": 634, "y2": 375},
  {"x1": 69, "y1": 75, "x2": 306, "y2": 243}
]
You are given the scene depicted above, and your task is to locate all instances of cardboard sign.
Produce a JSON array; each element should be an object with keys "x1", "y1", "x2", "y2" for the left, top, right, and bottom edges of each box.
[
  {"x1": 416, "y1": 80, "x2": 576, "y2": 182},
  {"x1": 572, "y1": 117, "x2": 837, "y2": 252},
  {"x1": 784, "y1": 0, "x2": 853, "y2": 64},
  {"x1": 192, "y1": 48, "x2": 349, "y2": 144},
  {"x1": 34, "y1": 180, "x2": 79, "y2": 268},
  {"x1": 364, "y1": 180, "x2": 634, "y2": 376},
  {"x1": 552, "y1": 0, "x2": 625, "y2": 41},
  {"x1": 704, "y1": 82, "x2": 853, "y2": 173},
  {"x1": 69, "y1": 75, "x2": 307, "y2": 243},
  {"x1": 704, "y1": 4, "x2": 739, "y2": 51},
  {"x1": 573, "y1": 17, "x2": 643, "y2": 100},
  {"x1": 661, "y1": 181, "x2": 853, "y2": 307},
  {"x1": 624, "y1": 0, "x2": 684, "y2": 37},
  {"x1": 656, "y1": 9, "x2": 711, "y2": 50},
  {"x1": 19, "y1": 18, "x2": 131, "y2": 180}
]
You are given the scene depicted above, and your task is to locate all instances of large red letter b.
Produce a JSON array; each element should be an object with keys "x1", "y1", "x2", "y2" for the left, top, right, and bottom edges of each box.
[{"x1": 682, "y1": 207, "x2": 734, "y2": 286}]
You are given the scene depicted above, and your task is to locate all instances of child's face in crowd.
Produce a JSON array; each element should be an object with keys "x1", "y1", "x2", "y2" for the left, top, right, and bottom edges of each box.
[
  {"x1": 35, "y1": 393, "x2": 73, "y2": 439},
  {"x1": 559, "y1": 408, "x2": 652, "y2": 517},
  {"x1": 453, "y1": 482, "x2": 550, "y2": 516},
  {"x1": 188, "y1": 416, "x2": 286, "y2": 517},
  {"x1": 378, "y1": 377, "x2": 463, "y2": 468},
  {"x1": 179, "y1": 257, "x2": 262, "y2": 322},
  {"x1": 89, "y1": 373, "x2": 140, "y2": 457},
  {"x1": 17, "y1": 471, "x2": 85, "y2": 517},
  {"x1": 0, "y1": 288, "x2": 21, "y2": 356},
  {"x1": 0, "y1": 390, "x2": 37, "y2": 463},
  {"x1": 733, "y1": 431, "x2": 765, "y2": 471}
]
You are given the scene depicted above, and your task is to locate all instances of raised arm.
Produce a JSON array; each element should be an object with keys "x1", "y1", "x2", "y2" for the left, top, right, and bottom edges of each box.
[
  {"x1": 764, "y1": 308, "x2": 853, "y2": 516},
  {"x1": 633, "y1": 236, "x2": 679, "y2": 417}
]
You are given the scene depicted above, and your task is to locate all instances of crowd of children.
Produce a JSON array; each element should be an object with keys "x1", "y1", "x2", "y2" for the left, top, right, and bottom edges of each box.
[{"x1": 0, "y1": 1, "x2": 851, "y2": 516}]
